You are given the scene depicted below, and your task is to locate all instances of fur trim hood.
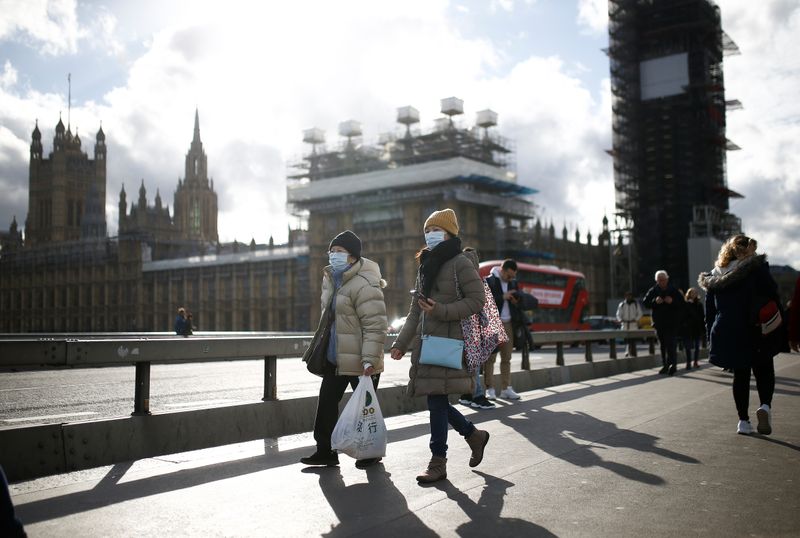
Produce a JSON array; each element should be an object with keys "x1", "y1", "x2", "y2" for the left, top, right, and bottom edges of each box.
[{"x1": 697, "y1": 254, "x2": 766, "y2": 292}]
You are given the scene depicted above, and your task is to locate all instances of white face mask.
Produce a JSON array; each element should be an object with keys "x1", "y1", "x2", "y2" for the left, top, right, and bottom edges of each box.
[
  {"x1": 425, "y1": 231, "x2": 446, "y2": 250},
  {"x1": 328, "y1": 251, "x2": 349, "y2": 272}
]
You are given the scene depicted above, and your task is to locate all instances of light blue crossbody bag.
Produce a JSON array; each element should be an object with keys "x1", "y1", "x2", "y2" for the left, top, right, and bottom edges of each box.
[{"x1": 419, "y1": 309, "x2": 464, "y2": 370}]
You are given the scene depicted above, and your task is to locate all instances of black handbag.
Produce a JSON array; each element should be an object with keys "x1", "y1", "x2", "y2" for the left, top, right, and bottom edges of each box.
[{"x1": 304, "y1": 305, "x2": 334, "y2": 377}]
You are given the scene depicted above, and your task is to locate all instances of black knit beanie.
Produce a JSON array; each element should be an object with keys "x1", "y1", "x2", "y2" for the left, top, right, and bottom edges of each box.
[{"x1": 329, "y1": 230, "x2": 362, "y2": 259}]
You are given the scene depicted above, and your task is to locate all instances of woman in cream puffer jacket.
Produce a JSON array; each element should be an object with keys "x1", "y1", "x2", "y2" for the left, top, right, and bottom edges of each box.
[
  {"x1": 300, "y1": 230, "x2": 388, "y2": 469},
  {"x1": 318, "y1": 257, "x2": 388, "y2": 375}
]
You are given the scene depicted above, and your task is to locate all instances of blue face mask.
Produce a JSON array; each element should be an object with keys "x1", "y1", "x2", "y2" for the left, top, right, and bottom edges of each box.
[
  {"x1": 425, "y1": 231, "x2": 446, "y2": 250},
  {"x1": 329, "y1": 251, "x2": 350, "y2": 272}
]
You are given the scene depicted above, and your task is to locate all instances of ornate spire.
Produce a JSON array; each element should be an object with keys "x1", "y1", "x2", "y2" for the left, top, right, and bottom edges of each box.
[{"x1": 193, "y1": 108, "x2": 201, "y2": 144}]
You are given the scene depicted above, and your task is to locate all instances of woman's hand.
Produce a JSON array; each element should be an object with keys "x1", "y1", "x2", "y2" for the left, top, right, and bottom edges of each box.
[
  {"x1": 418, "y1": 297, "x2": 436, "y2": 313},
  {"x1": 363, "y1": 365, "x2": 375, "y2": 376},
  {"x1": 390, "y1": 347, "x2": 405, "y2": 360}
]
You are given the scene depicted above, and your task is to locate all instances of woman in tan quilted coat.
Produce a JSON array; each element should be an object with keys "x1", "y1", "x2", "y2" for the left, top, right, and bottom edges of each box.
[
  {"x1": 300, "y1": 230, "x2": 388, "y2": 469},
  {"x1": 390, "y1": 209, "x2": 491, "y2": 484}
]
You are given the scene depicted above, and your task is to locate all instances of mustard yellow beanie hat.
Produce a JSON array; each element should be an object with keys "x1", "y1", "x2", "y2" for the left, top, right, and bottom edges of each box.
[{"x1": 424, "y1": 208, "x2": 459, "y2": 236}]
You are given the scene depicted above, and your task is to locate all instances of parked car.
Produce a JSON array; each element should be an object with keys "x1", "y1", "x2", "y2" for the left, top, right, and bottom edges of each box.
[
  {"x1": 584, "y1": 315, "x2": 623, "y2": 345},
  {"x1": 585, "y1": 316, "x2": 621, "y2": 331}
]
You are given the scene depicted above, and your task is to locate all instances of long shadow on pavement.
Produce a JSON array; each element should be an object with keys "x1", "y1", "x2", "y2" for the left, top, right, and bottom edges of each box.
[
  {"x1": 437, "y1": 470, "x2": 557, "y2": 537},
  {"x1": 496, "y1": 407, "x2": 698, "y2": 486},
  {"x1": 301, "y1": 465, "x2": 437, "y2": 537},
  {"x1": 13, "y1": 369, "x2": 696, "y2": 524}
]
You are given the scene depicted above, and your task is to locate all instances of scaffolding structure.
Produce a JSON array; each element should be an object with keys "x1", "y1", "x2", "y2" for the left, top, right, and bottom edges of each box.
[
  {"x1": 608, "y1": 0, "x2": 742, "y2": 292},
  {"x1": 288, "y1": 103, "x2": 515, "y2": 184}
]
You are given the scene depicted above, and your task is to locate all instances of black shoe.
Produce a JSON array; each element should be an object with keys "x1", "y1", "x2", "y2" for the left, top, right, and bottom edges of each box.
[
  {"x1": 355, "y1": 457, "x2": 382, "y2": 469},
  {"x1": 686, "y1": 364, "x2": 692, "y2": 370},
  {"x1": 300, "y1": 450, "x2": 339, "y2": 466},
  {"x1": 658, "y1": 366, "x2": 669, "y2": 375},
  {"x1": 470, "y1": 395, "x2": 496, "y2": 409},
  {"x1": 458, "y1": 394, "x2": 473, "y2": 406},
  {"x1": 668, "y1": 365, "x2": 677, "y2": 376}
]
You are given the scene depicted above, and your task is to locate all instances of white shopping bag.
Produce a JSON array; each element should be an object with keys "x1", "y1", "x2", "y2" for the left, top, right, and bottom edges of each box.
[{"x1": 331, "y1": 375, "x2": 387, "y2": 460}]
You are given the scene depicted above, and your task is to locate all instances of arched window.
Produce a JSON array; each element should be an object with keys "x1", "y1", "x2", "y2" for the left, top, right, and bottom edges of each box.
[{"x1": 190, "y1": 199, "x2": 201, "y2": 235}]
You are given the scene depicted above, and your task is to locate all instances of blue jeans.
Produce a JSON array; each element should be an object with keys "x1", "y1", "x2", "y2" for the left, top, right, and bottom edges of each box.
[{"x1": 427, "y1": 394, "x2": 476, "y2": 458}]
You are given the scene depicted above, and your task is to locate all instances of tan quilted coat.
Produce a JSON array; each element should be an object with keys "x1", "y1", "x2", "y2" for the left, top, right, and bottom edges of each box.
[{"x1": 392, "y1": 250, "x2": 484, "y2": 396}]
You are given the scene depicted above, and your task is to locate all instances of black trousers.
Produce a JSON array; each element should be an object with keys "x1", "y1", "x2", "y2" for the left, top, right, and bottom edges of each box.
[
  {"x1": 313, "y1": 361, "x2": 380, "y2": 452},
  {"x1": 656, "y1": 329, "x2": 677, "y2": 367},
  {"x1": 732, "y1": 354, "x2": 775, "y2": 421}
]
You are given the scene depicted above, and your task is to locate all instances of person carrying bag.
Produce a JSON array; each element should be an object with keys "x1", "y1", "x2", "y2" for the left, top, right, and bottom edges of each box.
[
  {"x1": 390, "y1": 208, "x2": 491, "y2": 484},
  {"x1": 300, "y1": 230, "x2": 388, "y2": 469},
  {"x1": 331, "y1": 375, "x2": 387, "y2": 460}
]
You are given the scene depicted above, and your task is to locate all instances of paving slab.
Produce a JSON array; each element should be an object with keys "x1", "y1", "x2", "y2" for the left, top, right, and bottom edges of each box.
[{"x1": 10, "y1": 353, "x2": 800, "y2": 537}]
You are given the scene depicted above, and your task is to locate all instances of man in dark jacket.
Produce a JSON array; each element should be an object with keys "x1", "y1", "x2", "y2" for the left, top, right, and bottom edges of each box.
[
  {"x1": 643, "y1": 270, "x2": 685, "y2": 375},
  {"x1": 485, "y1": 259, "x2": 536, "y2": 399}
]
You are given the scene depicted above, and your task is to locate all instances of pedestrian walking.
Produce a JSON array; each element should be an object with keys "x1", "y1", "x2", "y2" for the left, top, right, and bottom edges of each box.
[
  {"x1": 682, "y1": 288, "x2": 705, "y2": 369},
  {"x1": 300, "y1": 230, "x2": 388, "y2": 469},
  {"x1": 616, "y1": 291, "x2": 642, "y2": 357},
  {"x1": 390, "y1": 208, "x2": 490, "y2": 484},
  {"x1": 174, "y1": 307, "x2": 192, "y2": 336},
  {"x1": 484, "y1": 259, "x2": 525, "y2": 400},
  {"x1": 643, "y1": 270, "x2": 685, "y2": 375},
  {"x1": 698, "y1": 235, "x2": 789, "y2": 435},
  {"x1": 616, "y1": 292, "x2": 642, "y2": 331}
]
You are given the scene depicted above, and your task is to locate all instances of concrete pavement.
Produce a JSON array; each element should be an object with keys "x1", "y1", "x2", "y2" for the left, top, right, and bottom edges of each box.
[{"x1": 9, "y1": 353, "x2": 800, "y2": 537}]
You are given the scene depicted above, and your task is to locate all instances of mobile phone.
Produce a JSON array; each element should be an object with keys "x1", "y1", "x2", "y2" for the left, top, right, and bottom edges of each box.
[{"x1": 409, "y1": 289, "x2": 427, "y2": 301}]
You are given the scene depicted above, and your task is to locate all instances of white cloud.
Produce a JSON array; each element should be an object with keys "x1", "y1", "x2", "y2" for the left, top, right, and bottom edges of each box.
[
  {"x1": 0, "y1": 60, "x2": 18, "y2": 89},
  {"x1": 0, "y1": 0, "x2": 83, "y2": 55},
  {"x1": 0, "y1": 0, "x2": 797, "y2": 271},
  {"x1": 490, "y1": 0, "x2": 515, "y2": 13},
  {"x1": 721, "y1": 0, "x2": 800, "y2": 268},
  {"x1": 577, "y1": 0, "x2": 608, "y2": 35}
]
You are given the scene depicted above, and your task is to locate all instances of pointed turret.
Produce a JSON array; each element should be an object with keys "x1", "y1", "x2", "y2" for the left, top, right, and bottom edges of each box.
[
  {"x1": 193, "y1": 108, "x2": 201, "y2": 144},
  {"x1": 138, "y1": 179, "x2": 147, "y2": 207},
  {"x1": 30, "y1": 120, "x2": 43, "y2": 159}
]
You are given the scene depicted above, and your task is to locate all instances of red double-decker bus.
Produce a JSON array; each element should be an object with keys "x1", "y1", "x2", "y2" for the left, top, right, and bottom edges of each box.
[{"x1": 479, "y1": 260, "x2": 589, "y2": 331}]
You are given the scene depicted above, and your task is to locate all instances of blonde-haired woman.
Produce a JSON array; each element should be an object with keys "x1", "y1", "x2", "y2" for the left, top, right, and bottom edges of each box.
[{"x1": 698, "y1": 235, "x2": 788, "y2": 435}]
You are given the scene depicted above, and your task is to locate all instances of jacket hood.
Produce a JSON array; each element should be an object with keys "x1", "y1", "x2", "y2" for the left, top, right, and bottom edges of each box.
[
  {"x1": 698, "y1": 254, "x2": 766, "y2": 292},
  {"x1": 490, "y1": 265, "x2": 503, "y2": 279},
  {"x1": 461, "y1": 248, "x2": 480, "y2": 270}
]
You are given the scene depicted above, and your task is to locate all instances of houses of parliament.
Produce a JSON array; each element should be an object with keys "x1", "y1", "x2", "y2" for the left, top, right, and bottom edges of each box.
[{"x1": 0, "y1": 101, "x2": 614, "y2": 333}]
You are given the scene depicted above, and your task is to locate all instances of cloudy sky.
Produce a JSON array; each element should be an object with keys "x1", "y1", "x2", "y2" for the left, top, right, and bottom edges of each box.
[{"x1": 0, "y1": 0, "x2": 798, "y2": 268}]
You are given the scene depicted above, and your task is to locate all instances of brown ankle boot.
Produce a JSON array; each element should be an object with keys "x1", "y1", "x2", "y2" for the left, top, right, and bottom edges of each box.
[
  {"x1": 466, "y1": 429, "x2": 490, "y2": 468},
  {"x1": 416, "y1": 456, "x2": 447, "y2": 483}
]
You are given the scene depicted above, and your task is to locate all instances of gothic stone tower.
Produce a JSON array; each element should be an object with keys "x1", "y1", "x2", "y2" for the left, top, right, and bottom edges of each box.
[
  {"x1": 173, "y1": 110, "x2": 218, "y2": 244},
  {"x1": 26, "y1": 118, "x2": 107, "y2": 246}
]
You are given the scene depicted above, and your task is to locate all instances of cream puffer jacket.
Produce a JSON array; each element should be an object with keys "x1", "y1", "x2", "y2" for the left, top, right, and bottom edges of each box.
[{"x1": 317, "y1": 257, "x2": 388, "y2": 376}]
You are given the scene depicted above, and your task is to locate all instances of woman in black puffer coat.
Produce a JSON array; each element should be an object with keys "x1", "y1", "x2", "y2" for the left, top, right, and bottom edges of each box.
[{"x1": 698, "y1": 235, "x2": 789, "y2": 436}]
